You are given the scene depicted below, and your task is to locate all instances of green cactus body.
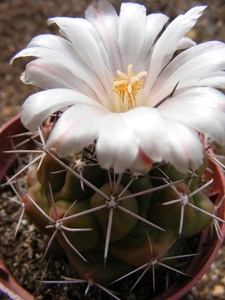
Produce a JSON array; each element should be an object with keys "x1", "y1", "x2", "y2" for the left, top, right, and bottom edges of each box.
[
  {"x1": 180, "y1": 191, "x2": 214, "y2": 238},
  {"x1": 49, "y1": 199, "x2": 101, "y2": 252},
  {"x1": 120, "y1": 174, "x2": 153, "y2": 218},
  {"x1": 21, "y1": 147, "x2": 215, "y2": 291},
  {"x1": 36, "y1": 153, "x2": 68, "y2": 192},
  {"x1": 149, "y1": 154, "x2": 208, "y2": 189},
  {"x1": 148, "y1": 182, "x2": 194, "y2": 232},
  {"x1": 90, "y1": 183, "x2": 139, "y2": 242},
  {"x1": 110, "y1": 226, "x2": 176, "y2": 267},
  {"x1": 54, "y1": 164, "x2": 103, "y2": 201},
  {"x1": 65, "y1": 248, "x2": 133, "y2": 284},
  {"x1": 148, "y1": 181, "x2": 214, "y2": 238},
  {"x1": 22, "y1": 181, "x2": 51, "y2": 234}
]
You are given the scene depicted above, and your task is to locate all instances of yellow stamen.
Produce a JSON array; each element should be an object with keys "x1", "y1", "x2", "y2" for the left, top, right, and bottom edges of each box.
[{"x1": 113, "y1": 64, "x2": 147, "y2": 111}]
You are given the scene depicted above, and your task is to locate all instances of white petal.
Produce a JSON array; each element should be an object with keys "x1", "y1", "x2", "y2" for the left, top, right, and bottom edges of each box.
[
  {"x1": 145, "y1": 6, "x2": 206, "y2": 91},
  {"x1": 11, "y1": 34, "x2": 79, "y2": 64},
  {"x1": 138, "y1": 13, "x2": 169, "y2": 70},
  {"x1": 149, "y1": 41, "x2": 225, "y2": 105},
  {"x1": 145, "y1": 13, "x2": 169, "y2": 49},
  {"x1": 123, "y1": 107, "x2": 203, "y2": 172},
  {"x1": 21, "y1": 89, "x2": 106, "y2": 131},
  {"x1": 85, "y1": 0, "x2": 122, "y2": 73},
  {"x1": 196, "y1": 71, "x2": 225, "y2": 89},
  {"x1": 96, "y1": 113, "x2": 139, "y2": 173},
  {"x1": 25, "y1": 34, "x2": 114, "y2": 95},
  {"x1": 48, "y1": 17, "x2": 112, "y2": 90},
  {"x1": 46, "y1": 104, "x2": 106, "y2": 156},
  {"x1": 14, "y1": 46, "x2": 111, "y2": 108},
  {"x1": 129, "y1": 149, "x2": 154, "y2": 173},
  {"x1": 122, "y1": 107, "x2": 169, "y2": 162},
  {"x1": 12, "y1": 33, "x2": 112, "y2": 97},
  {"x1": 177, "y1": 37, "x2": 196, "y2": 50},
  {"x1": 118, "y1": 2, "x2": 146, "y2": 68},
  {"x1": 21, "y1": 58, "x2": 95, "y2": 99},
  {"x1": 159, "y1": 87, "x2": 225, "y2": 146},
  {"x1": 163, "y1": 119, "x2": 203, "y2": 172}
]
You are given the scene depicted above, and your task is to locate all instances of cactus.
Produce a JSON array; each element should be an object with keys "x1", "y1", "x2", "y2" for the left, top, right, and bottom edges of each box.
[
  {"x1": 7, "y1": 0, "x2": 225, "y2": 298},
  {"x1": 5, "y1": 128, "x2": 223, "y2": 299}
]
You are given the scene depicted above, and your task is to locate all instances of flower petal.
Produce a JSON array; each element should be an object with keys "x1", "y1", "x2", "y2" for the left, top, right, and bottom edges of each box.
[
  {"x1": 20, "y1": 58, "x2": 96, "y2": 98},
  {"x1": 118, "y1": 2, "x2": 146, "y2": 68},
  {"x1": 122, "y1": 107, "x2": 203, "y2": 172},
  {"x1": 145, "y1": 13, "x2": 169, "y2": 49},
  {"x1": 159, "y1": 87, "x2": 225, "y2": 146},
  {"x1": 145, "y1": 6, "x2": 206, "y2": 91},
  {"x1": 45, "y1": 104, "x2": 106, "y2": 156},
  {"x1": 122, "y1": 107, "x2": 169, "y2": 162},
  {"x1": 12, "y1": 34, "x2": 81, "y2": 65},
  {"x1": 85, "y1": 0, "x2": 122, "y2": 73},
  {"x1": 196, "y1": 71, "x2": 225, "y2": 89},
  {"x1": 177, "y1": 37, "x2": 196, "y2": 50},
  {"x1": 164, "y1": 119, "x2": 203, "y2": 172},
  {"x1": 13, "y1": 46, "x2": 111, "y2": 108},
  {"x1": 21, "y1": 89, "x2": 106, "y2": 131},
  {"x1": 149, "y1": 41, "x2": 225, "y2": 104},
  {"x1": 138, "y1": 13, "x2": 169, "y2": 70},
  {"x1": 96, "y1": 113, "x2": 139, "y2": 173},
  {"x1": 48, "y1": 17, "x2": 112, "y2": 89}
]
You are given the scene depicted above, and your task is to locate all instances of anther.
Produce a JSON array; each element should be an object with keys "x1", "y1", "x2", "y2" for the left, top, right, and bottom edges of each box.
[{"x1": 113, "y1": 64, "x2": 147, "y2": 112}]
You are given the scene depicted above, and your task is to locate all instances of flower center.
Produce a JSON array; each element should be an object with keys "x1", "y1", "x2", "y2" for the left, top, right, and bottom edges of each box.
[{"x1": 113, "y1": 64, "x2": 147, "y2": 112}]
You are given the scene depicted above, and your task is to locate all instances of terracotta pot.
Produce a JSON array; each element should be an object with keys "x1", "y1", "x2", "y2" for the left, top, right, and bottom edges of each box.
[{"x1": 0, "y1": 115, "x2": 225, "y2": 300}]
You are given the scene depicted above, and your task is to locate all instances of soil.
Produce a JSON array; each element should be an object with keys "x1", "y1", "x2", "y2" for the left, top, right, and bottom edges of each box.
[{"x1": 1, "y1": 0, "x2": 225, "y2": 299}]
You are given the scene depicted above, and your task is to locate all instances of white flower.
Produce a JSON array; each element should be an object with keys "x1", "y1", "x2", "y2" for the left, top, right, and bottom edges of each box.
[{"x1": 12, "y1": 0, "x2": 225, "y2": 173}]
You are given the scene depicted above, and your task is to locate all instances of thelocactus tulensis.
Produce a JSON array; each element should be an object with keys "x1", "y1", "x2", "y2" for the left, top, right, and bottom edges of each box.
[{"x1": 7, "y1": 0, "x2": 225, "y2": 298}]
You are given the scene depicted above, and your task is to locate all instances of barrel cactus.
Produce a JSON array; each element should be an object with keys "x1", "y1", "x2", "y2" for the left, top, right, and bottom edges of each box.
[{"x1": 9, "y1": 0, "x2": 225, "y2": 298}]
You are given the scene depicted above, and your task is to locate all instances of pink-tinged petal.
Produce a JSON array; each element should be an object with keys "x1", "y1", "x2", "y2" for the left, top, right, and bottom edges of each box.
[
  {"x1": 177, "y1": 37, "x2": 196, "y2": 50},
  {"x1": 14, "y1": 46, "x2": 110, "y2": 107},
  {"x1": 12, "y1": 35, "x2": 110, "y2": 98},
  {"x1": 96, "y1": 113, "x2": 139, "y2": 173},
  {"x1": 196, "y1": 71, "x2": 225, "y2": 89},
  {"x1": 130, "y1": 147, "x2": 154, "y2": 173},
  {"x1": 145, "y1": 13, "x2": 169, "y2": 49},
  {"x1": 163, "y1": 119, "x2": 203, "y2": 172},
  {"x1": 122, "y1": 106, "x2": 203, "y2": 172},
  {"x1": 45, "y1": 104, "x2": 106, "y2": 157},
  {"x1": 85, "y1": 0, "x2": 122, "y2": 73},
  {"x1": 159, "y1": 87, "x2": 225, "y2": 146},
  {"x1": 148, "y1": 41, "x2": 225, "y2": 105},
  {"x1": 21, "y1": 89, "x2": 106, "y2": 131},
  {"x1": 21, "y1": 58, "x2": 96, "y2": 99},
  {"x1": 122, "y1": 107, "x2": 169, "y2": 162},
  {"x1": 138, "y1": 13, "x2": 169, "y2": 70},
  {"x1": 12, "y1": 34, "x2": 78, "y2": 63},
  {"x1": 48, "y1": 17, "x2": 112, "y2": 91},
  {"x1": 118, "y1": 2, "x2": 146, "y2": 68},
  {"x1": 25, "y1": 34, "x2": 115, "y2": 94},
  {"x1": 145, "y1": 6, "x2": 206, "y2": 91},
  {"x1": 11, "y1": 35, "x2": 93, "y2": 75}
]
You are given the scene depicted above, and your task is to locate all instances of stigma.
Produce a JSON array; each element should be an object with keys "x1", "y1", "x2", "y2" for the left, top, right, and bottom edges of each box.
[{"x1": 113, "y1": 64, "x2": 147, "y2": 112}]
